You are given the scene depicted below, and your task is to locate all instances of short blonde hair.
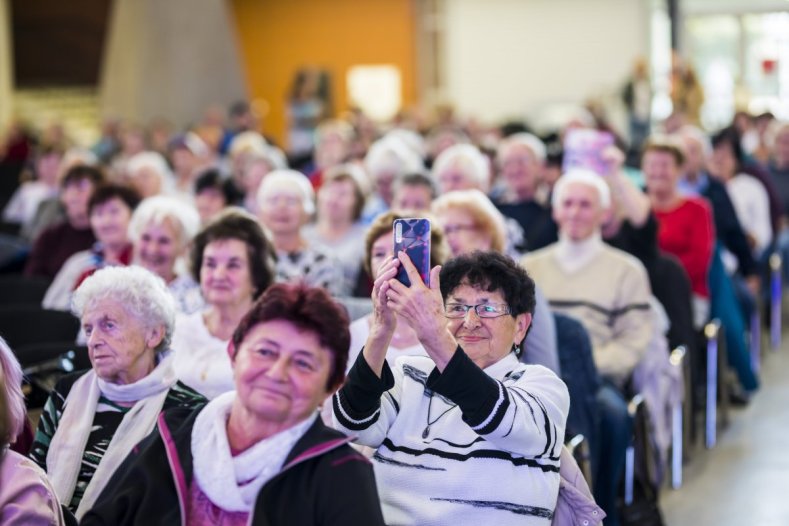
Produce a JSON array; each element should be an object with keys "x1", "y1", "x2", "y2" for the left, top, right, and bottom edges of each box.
[
  {"x1": 0, "y1": 336, "x2": 25, "y2": 447},
  {"x1": 432, "y1": 189, "x2": 507, "y2": 253}
]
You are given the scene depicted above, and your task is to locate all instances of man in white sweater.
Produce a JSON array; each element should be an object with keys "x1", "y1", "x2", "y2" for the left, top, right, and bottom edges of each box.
[{"x1": 521, "y1": 169, "x2": 654, "y2": 526}]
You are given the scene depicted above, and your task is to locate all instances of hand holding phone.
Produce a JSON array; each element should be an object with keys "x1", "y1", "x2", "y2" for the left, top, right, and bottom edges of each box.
[{"x1": 393, "y1": 218, "x2": 431, "y2": 287}]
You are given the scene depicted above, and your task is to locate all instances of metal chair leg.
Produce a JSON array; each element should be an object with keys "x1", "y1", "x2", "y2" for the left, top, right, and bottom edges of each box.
[
  {"x1": 770, "y1": 253, "x2": 782, "y2": 351},
  {"x1": 624, "y1": 394, "x2": 645, "y2": 505},
  {"x1": 704, "y1": 320, "x2": 720, "y2": 449},
  {"x1": 669, "y1": 346, "x2": 686, "y2": 489}
]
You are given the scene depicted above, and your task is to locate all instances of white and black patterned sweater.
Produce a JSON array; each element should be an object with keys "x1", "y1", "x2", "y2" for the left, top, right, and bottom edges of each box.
[{"x1": 333, "y1": 348, "x2": 569, "y2": 526}]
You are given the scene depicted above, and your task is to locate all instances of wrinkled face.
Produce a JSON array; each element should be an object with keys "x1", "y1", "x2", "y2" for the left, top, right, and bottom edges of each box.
[
  {"x1": 445, "y1": 284, "x2": 529, "y2": 370},
  {"x1": 90, "y1": 197, "x2": 133, "y2": 248},
  {"x1": 200, "y1": 239, "x2": 255, "y2": 307},
  {"x1": 708, "y1": 143, "x2": 737, "y2": 181},
  {"x1": 259, "y1": 187, "x2": 308, "y2": 236},
  {"x1": 392, "y1": 183, "x2": 433, "y2": 212},
  {"x1": 134, "y1": 219, "x2": 180, "y2": 281},
  {"x1": 233, "y1": 320, "x2": 333, "y2": 427},
  {"x1": 553, "y1": 181, "x2": 606, "y2": 242},
  {"x1": 61, "y1": 178, "x2": 95, "y2": 224},
  {"x1": 436, "y1": 207, "x2": 491, "y2": 256},
  {"x1": 317, "y1": 178, "x2": 356, "y2": 223},
  {"x1": 499, "y1": 143, "x2": 541, "y2": 198},
  {"x1": 82, "y1": 299, "x2": 161, "y2": 385},
  {"x1": 131, "y1": 167, "x2": 162, "y2": 198},
  {"x1": 195, "y1": 188, "x2": 227, "y2": 224},
  {"x1": 369, "y1": 232, "x2": 393, "y2": 278},
  {"x1": 642, "y1": 150, "x2": 680, "y2": 197}
]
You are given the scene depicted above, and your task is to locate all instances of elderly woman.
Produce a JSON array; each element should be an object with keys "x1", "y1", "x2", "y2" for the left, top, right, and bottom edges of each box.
[
  {"x1": 303, "y1": 163, "x2": 369, "y2": 295},
  {"x1": 431, "y1": 143, "x2": 491, "y2": 194},
  {"x1": 29, "y1": 266, "x2": 205, "y2": 518},
  {"x1": 362, "y1": 136, "x2": 426, "y2": 222},
  {"x1": 82, "y1": 283, "x2": 386, "y2": 525},
  {"x1": 171, "y1": 208, "x2": 276, "y2": 399},
  {"x1": 126, "y1": 151, "x2": 173, "y2": 198},
  {"x1": 257, "y1": 169, "x2": 346, "y2": 296},
  {"x1": 333, "y1": 250, "x2": 569, "y2": 525},
  {"x1": 42, "y1": 184, "x2": 142, "y2": 311},
  {"x1": 0, "y1": 336, "x2": 65, "y2": 525},
  {"x1": 128, "y1": 195, "x2": 203, "y2": 314}
]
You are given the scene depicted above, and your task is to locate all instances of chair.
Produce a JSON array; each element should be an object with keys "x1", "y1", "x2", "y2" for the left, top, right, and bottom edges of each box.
[
  {"x1": 769, "y1": 252, "x2": 782, "y2": 350},
  {"x1": 0, "y1": 275, "x2": 52, "y2": 306},
  {"x1": 0, "y1": 306, "x2": 80, "y2": 350}
]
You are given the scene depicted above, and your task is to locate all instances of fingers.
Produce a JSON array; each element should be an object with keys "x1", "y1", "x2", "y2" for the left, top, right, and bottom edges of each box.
[
  {"x1": 396, "y1": 250, "x2": 426, "y2": 287},
  {"x1": 429, "y1": 265, "x2": 442, "y2": 291}
]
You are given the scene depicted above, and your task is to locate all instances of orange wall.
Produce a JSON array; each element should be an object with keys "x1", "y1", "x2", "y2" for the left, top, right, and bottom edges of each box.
[{"x1": 230, "y1": 0, "x2": 417, "y2": 148}]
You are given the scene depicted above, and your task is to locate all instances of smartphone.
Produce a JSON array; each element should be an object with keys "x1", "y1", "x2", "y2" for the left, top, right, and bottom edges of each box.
[
  {"x1": 393, "y1": 218, "x2": 431, "y2": 287},
  {"x1": 562, "y1": 128, "x2": 614, "y2": 176}
]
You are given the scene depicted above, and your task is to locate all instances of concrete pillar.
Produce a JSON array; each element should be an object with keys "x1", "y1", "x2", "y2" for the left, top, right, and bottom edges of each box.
[{"x1": 99, "y1": 0, "x2": 247, "y2": 127}]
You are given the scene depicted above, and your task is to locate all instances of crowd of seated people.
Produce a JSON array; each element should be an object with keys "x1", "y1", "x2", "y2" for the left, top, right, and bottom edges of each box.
[{"x1": 1, "y1": 84, "x2": 788, "y2": 526}]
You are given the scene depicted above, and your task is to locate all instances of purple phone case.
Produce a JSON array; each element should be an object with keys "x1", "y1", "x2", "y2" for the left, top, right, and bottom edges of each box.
[{"x1": 393, "y1": 218, "x2": 431, "y2": 287}]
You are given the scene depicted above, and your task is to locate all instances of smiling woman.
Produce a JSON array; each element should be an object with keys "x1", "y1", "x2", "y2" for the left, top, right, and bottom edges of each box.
[
  {"x1": 81, "y1": 283, "x2": 386, "y2": 526},
  {"x1": 29, "y1": 266, "x2": 205, "y2": 520}
]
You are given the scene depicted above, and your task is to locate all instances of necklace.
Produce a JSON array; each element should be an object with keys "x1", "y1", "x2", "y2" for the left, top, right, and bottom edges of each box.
[{"x1": 422, "y1": 393, "x2": 457, "y2": 439}]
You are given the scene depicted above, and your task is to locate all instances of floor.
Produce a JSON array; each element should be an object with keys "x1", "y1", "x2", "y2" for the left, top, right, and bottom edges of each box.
[{"x1": 660, "y1": 333, "x2": 789, "y2": 525}]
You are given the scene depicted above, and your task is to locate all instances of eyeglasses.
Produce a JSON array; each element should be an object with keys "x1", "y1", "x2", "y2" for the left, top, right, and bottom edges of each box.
[
  {"x1": 444, "y1": 303, "x2": 511, "y2": 319},
  {"x1": 443, "y1": 224, "x2": 478, "y2": 235}
]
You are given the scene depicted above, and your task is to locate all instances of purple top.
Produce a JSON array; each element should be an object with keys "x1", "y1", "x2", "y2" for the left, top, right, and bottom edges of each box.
[{"x1": 187, "y1": 481, "x2": 248, "y2": 526}]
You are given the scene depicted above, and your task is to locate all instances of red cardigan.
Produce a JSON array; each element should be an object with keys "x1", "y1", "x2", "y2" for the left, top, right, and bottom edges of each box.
[{"x1": 654, "y1": 197, "x2": 715, "y2": 298}]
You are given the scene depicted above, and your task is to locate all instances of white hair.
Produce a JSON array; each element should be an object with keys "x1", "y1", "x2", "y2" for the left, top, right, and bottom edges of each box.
[
  {"x1": 127, "y1": 151, "x2": 172, "y2": 182},
  {"x1": 383, "y1": 128, "x2": 427, "y2": 159},
  {"x1": 181, "y1": 132, "x2": 209, "y2": 157},
  {"x1": 552, "y1": 168, "x2": 611, "y2": 209},
  {"x1": 71, "y1": 266, "x2": 177, "y2": 354},
  {"x1": 256, "y1": 169, "x2": 316, "y2": 216},
  {"x1": 677, "y1": 125, "x2": 712, "y2": 157},
  {"x1": 127, "y1": 195, "x2": 201, "y2": 248},
  {"x1": 247, "y1": 144, "x2": 289, "y2": 171},
  {"x1": 0, "y1": 336, "x2": 25, "y2": 446},
  {"x1": 228, "y1": 131, "x2": 268, "y2": 159},
  {"x1": 431, "y1": 143, "x2": 490, "y2": 191},
  {"x1": 497, "y1": 133, "x2": 547, "y2": 164},
  {"x1": 364, "y1": 137, "x2": 425, "y2": 181}
]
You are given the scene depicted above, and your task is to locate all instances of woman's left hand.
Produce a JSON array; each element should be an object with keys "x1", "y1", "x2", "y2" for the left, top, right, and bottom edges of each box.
[{"x1": 385, "y1": 251, "x2": 457, "y2": 371}]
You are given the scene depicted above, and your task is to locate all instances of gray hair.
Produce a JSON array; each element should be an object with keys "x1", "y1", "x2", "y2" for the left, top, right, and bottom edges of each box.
[
  {"x1": 128, "y1": 195, "x2": 201, "y2": 249},
  {"x1": 127, "y1": 151, "x2": 172, "y2": 182},
  {"x1": 497, "y1": 133, "x2": 547, "y2": 164},
  {"x1": 364, "y1": 137, "x2": 425, "y2": 181},
  {"x1": 71, "y1": 266, "x2": 177, "y2": 354},
  {"x1": 431, "y1": 143, "x2": 490, "y2": 192},
  {"x1": 552, "y1": 168, "x2": 611, "y2": 209},
  {"x1": 0, "y1": 336, "x2": 25, "y2": 447},
  {"x1": 257, "y1": 169, "x2": 316, "y2": 216},
  {"x1": 677, "y1": 125, "x2": 712, "y2": 157}
]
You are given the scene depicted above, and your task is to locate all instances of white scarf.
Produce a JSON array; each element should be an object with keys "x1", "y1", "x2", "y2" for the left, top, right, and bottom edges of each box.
[
  {"x1": 47, "y1": 352, "x2": 177, "y2": 519},
  {"x1": 553, "y1": 232, "x2": 604, "y2": 275},
  {"x1": 191, "y1": 391, "x2": 317, "y2": 512}
]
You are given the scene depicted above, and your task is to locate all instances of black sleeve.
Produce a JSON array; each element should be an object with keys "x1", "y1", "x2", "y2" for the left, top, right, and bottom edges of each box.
[
  {"x1": 317, "y1": 450, "x2": 386, "y2": 526},
  {"x1": 426, "y1": 347, "x2": 505, "y2": 431},
  {"x1": 332, "y1": 349, "x2": 395, "y2": 431},
  {"x1": 708, "y1": 187, "x2": 757, "y2": 276}
]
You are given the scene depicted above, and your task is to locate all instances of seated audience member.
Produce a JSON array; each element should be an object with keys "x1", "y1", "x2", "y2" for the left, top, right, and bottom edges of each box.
[
  {"x1": 494, "y1": 133, "x2": 559, "y2": 250},
  {"x1": 362, "y1": 136, "x2": 425, "y2": 223},
  {"x1": 257, "y1": 169, "x2": 345, "y2": 296},
  {"x1": 22, "y1": 148, "x2": 100, "y2": 242},
  {"x1": 128, "y1": 195, "x2": 203, "y2": 314},
  {"x1": 193, "y1": 168, "x2": 244, "y2": 225},
  {"x1": 391, "y1": 171, "x2": 437, "y2": 212},
  {"x1": 521, "y1": 169, "x2": 654, "y2": 526},
  {"x1": 167, "y1": 132, "x2": 211, "y2": 201},
  {"x1": 333, "y1": 250, "x2": 569, "y2": 525},
  {"x1": 83, "y1": 284, "x2": 386, "y2": 526},
  {"x1": 643, "y1": 138, "x2": 715, "y2": 327},
  {"x1": 303, "y1": 163, "x2": 369, "y2": 295},
  {"x1": 30, "y1": 267, "x2": 205, "y2": 519},
  {"x1": 171, "y1": 208, "x2": 275, "y2": 399},
  {"x1": 432, "y1": 143, "x2": 528, "y2": 255},
  {"x1": 709, "y1": 128, "x2": 773, "y2": 260},
  {"x1": 307, "y1": 119, "x2": 355, "y2": 190},
  {"x1": 24, "y1": 164, "x2": 105, "y2": 279},
  {"x1": 767, "y1": 122, "x2": 789, "y2": 280},
  {"x1": 239, "y1": 145, "x2": 288, "y2": 215},
  {"x1": 0, "y1": 336, "x2": 65, "y2": 525},
  {"x1": 2, "y1": 145, "x2": 63, "y2": 228},
  {"x1": 125, "y1": 151, "x2": 172, "y2": 198},
  {"x1": 43, "y1": 184, "x2": 141, "y2": 310},
  {"x1": 347, "y1": 211, "x2": 450, "y2": 369},
  {"x1": 432, "y1": 189, "x2": 560, "y2": 373},
  {"x1": 676, "y1": 125, "x2": 760, "y2": 291}
]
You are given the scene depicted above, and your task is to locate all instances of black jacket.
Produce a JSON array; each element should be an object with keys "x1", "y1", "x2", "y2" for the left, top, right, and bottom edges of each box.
[{"x1": 80, "y1": 406, "x2": 385, "y2": 526}]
